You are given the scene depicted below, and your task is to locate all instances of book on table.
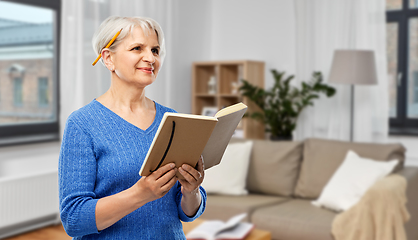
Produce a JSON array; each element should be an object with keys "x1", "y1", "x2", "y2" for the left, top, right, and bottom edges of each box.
[
  {"x1": 139, "y1": 102, "x2": 247, "y2": 179},
  {"x1": 186, "y1": 213, "x2": 254, "y2": 240}
]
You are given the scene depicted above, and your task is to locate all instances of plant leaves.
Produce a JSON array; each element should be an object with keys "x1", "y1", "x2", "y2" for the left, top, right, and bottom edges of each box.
[{"x1": 241, "y1": 69, "x2": 336, "y2": 137}]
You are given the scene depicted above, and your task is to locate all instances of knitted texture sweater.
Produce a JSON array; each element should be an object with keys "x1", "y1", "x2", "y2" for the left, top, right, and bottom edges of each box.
[{"x1": 58, "y1": 99, "x2": 206, "y2": 239}]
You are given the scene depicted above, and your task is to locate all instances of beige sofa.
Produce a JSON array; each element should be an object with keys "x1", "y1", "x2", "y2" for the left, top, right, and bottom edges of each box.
[{"x1": 200, "y1": 138, "x2": 418, "y2": 240}]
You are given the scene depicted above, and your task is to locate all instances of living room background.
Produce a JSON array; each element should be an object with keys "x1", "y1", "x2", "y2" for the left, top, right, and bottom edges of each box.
[
  {"x1": 1, "y1": 0, "x2": 418, "y2": 238},
  {"x1": 0, "y1": 0, "x2": 417, "y2": 185}
]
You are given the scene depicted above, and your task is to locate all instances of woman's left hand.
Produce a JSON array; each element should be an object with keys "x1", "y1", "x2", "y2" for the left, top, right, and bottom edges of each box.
[{"x1": 178, "y1": 155, "x2": 205, "y2": 195}]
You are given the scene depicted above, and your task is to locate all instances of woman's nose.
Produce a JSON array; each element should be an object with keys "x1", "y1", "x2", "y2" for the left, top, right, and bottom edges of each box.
[{"x1": 143, "y1": 49, "x2": 155, "y2": 63}]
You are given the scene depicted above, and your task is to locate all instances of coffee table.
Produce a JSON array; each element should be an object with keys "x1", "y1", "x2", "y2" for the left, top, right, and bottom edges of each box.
[{"x1": 182, "y1": 219, "x2": 271, "y2": 240}]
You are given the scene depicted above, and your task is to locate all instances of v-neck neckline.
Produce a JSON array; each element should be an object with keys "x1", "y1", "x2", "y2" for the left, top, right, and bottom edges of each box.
[{"x1": 93, "y1": 98, "x2": 159, "y2": 134}]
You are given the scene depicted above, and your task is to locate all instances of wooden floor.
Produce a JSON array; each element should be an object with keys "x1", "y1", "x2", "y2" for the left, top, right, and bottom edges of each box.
[
  {"x1": 4, "y1": 222, "x2": 271, "y2": 240},
  {"x1": 4, "y1": 224, "x2": 71, "y2": 240}
]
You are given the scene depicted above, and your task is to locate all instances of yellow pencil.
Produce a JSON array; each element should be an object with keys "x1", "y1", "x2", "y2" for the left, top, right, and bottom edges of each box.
[{"x1": 92, "y1": 28, "x2": 123, "y2": 66}]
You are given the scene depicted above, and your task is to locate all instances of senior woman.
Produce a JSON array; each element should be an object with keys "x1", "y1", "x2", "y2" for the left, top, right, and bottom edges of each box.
[{"x1": 58, "y1": 16, "x2": 206, "y2": 239}]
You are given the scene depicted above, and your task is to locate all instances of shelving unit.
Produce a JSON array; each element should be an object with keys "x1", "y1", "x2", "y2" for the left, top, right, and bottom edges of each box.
[{"x1": 192, "y1": 60, "x2": 265, "y2": 139}]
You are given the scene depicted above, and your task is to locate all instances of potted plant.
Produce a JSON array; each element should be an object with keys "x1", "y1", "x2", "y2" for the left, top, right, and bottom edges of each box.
[{"x1": 240, "y1": 70, "x2": 336, "y2": 140}]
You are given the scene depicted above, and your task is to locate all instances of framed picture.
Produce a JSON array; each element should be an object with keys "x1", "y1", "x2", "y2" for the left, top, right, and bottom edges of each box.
[{"x1": 201, "y1": 106, "x2": 218, "y2": 117}]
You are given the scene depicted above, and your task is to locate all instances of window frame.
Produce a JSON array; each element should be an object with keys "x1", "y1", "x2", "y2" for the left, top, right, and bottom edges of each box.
[
  {"x1": 0, "y1": 0, "x2": 61, "y2": 146},
  {"x1": 387, "y1": 0, "x2": 418, "y2": 136}
]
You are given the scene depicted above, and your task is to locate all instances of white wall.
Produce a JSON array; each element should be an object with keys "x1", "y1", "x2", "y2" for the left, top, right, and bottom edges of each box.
[{"x1": 209, "y1": 0, "x2": 296, "y2": 89}]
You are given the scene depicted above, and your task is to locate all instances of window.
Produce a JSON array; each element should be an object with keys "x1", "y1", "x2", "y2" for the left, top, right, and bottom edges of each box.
[
  {"x1": 38, "y1": 77, "x2": 49, "y2": 107},
  {"x1": 0, "y1": 0, "x2": 61, "y2": 146},
  {"x1": 387, "y1": 0, "x2": 418, "y2": 135},
  {"x1": 13, "y1": 77, "x2": 23, "y2": 107}
]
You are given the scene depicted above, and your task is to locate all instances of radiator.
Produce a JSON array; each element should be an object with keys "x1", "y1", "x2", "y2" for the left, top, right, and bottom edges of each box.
[{"x1": 0, "y1": 170, "x2": 60, "y2": 239}]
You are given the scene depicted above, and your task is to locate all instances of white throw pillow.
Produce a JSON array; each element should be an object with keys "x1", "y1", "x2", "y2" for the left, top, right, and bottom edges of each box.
[
  {"x1": 312, "y1": 150, "x2": 398, "y2": 212},
  {"x1": 201, "y1": 141, "x2": 253, "y2": 195}
]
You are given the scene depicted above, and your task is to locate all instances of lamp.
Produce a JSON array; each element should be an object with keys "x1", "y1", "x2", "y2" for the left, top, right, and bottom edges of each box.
[{"x1": 328, "y1": 50, "x2": 378, "y2": 142}]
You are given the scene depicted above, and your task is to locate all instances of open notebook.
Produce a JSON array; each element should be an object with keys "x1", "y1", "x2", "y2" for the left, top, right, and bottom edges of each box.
[
  {"x1": 139, "y1": 103, "x2": 247, "y2": 179},
  {"x1": 186, "y1": 213, "x2": 254, "y2": 240}
]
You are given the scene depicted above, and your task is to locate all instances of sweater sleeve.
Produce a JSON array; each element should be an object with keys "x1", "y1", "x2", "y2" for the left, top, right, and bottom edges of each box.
[
  {"x1": 58, "y1": 117, "x2": 100, "y2": 237},
  {"x1": 176, "y1": 184, "x2": 207, "y2": 222}
]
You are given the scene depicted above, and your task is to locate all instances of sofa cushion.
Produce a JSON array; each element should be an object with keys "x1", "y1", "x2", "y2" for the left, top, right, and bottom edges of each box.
[
  {"x1": 202, "y1": 141, "x2": 253, "y2": 195},
  {"x1": 251, "y1": 199, "x2": 336, "y2": 240},
  {"x1": 246, "y1": 140, "x2": 303, "y2": 197},
  {"x1": 200, "y1": 194, "x2": 288, "y2": 222},
  {"x1": 312, "y1": 150, "x2": 398, "y2": 211},
  {"x1": 294, "y1": 138, "x2": 406, "y2": 199}
]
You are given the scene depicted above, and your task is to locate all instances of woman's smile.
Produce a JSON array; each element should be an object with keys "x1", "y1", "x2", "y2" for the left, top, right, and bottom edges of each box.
[{"x1": 137, "y1": 67, "x2": 154, "y2": 74}]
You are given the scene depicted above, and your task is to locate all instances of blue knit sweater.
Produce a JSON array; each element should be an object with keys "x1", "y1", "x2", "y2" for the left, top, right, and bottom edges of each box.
[{"x1": 58, "y1": 99, "x2": 206, "y2": 239}]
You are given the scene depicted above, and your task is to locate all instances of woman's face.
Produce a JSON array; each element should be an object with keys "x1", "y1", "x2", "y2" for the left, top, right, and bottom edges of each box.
[{"x1": 111, "y1": 26, "x2": 161, "y2": 88}]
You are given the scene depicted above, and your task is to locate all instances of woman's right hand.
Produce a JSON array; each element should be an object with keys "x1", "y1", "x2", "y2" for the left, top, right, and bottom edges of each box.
[
  {"x1": 95, "y1": 163, "x2": 178, "y2": 231},
  {"x1": 133, "y1": 163, "x2": 178, "y2": 203}
]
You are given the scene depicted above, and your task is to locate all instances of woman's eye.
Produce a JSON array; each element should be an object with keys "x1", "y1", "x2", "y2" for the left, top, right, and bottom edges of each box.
[
  {"x1": 152, "y1": 48, "x2": 159, "y2": 55},
  {"x1": 132, "y1": 46, "x2": 140, "y2": 51}
]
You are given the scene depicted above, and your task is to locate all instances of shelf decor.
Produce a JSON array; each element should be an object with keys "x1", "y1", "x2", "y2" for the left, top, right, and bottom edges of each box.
[
  {"x1": 192, "y1": 60, "x2": 265, "y2": 139},
  {"x1": 207, "y1": 76, "x2": 217, "y2": 94}
]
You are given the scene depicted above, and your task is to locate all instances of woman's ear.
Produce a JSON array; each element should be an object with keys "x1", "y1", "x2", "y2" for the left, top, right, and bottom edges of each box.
[{"x1": 101, "y1": 48, "x2": 114, "y2": 71}]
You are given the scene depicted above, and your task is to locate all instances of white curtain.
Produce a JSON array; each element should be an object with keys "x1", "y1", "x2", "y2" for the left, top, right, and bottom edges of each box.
[
  {"x1": 60, "y1": 0, "x2": 176, "y2": 137},
  {"x1": 293, "y1": 0, "x2": 388, "y2": 143}
]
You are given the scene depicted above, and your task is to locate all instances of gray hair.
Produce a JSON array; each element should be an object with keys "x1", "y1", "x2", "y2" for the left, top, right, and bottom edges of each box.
[{"x1": 92, "y1": 16, "x2": 166, "y2": 65}]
